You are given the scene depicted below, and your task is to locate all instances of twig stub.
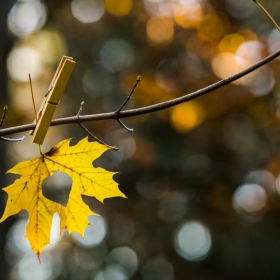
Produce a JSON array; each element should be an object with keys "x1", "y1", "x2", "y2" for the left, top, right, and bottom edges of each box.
[{"x1": 115, "y1": 75, "x2": 141, "y2": 132}]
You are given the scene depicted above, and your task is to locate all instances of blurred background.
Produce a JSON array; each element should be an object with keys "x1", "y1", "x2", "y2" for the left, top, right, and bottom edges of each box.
[{"x1": 1, "y1": 0, "x2": 280, "y2": 279}]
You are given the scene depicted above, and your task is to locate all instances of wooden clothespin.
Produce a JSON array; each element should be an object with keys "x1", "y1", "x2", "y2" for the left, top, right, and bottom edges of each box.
[{"x1": 31, "y1": 56, "x2": 76, "y2": 144}]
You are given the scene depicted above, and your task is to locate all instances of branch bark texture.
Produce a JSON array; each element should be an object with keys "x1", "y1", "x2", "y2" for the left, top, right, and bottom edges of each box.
[{"x1": 1, "y1": 47, "x2": 280, "y2": 137}]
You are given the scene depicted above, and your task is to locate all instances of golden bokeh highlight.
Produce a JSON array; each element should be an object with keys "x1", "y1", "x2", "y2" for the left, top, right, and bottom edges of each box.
[
  {"x1": 211, "y1": 52, "x2": 240, "y2": 77},
  {"x1": 173, "y1": 3, "x2": 203, "y2": 29},
  {"x1": 218, "y1": 33, "x2": 245, "y2": 53},
  {"x1": 7, "y1": 29, "x2": 69, "y2": 116},
  {"x1": 146, "y1": 17, "x2": 174, "y2": 46},
  {"x1": 104, "y1": 0, "x2": 133, "y2": 17},
  {"x1": 198, "y1": 12, "x2": 230, "y2": 41},
  {"x1": 239, "y1": 29, "x2": 258, "y2": 41},
  {"x1": 170, "y1": 102, "x2": 205, "y2": 133},
  {"x1": 22, "y1": 30, "x2": 68, "y2": 65},
  {"x1": 212, "y1": 38, "x2": 265, "y2": 88},
  {"x1": 211, "y1": 52, "x2": 248, "y2": 86}
]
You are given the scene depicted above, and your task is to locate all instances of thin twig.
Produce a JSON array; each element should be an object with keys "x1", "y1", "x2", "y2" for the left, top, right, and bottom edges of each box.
[
  {"x1": 116, "y1": 76, "x2": 141, "y2": 114},
  {"x1": 0, "y1": 105, "x2": 8, "y2": 128},
  {"x1": 1, "y1": 47, "x2": 280, "y2": 137},
  {"x1": 28, "y1": 74, "x2": 38, "y2": 123},
  {"x1": 79, "y1": 123, "x2": 118, "y2": 151},
  {"x1": 76, "y1": 101, "x2": 118, "y2": 150},
  {"x1": 117, "y1": 119, "x2": 133, "y2": 132},
  {"x1": 0, "y1": 106, "x2": 25, "y2": 142},
  {"x1": 0, "y1": 136, "x2": 25, "y2": 142},
  {"x1": 253, "y1": 0, "x2": 280, "y2": 32},
  {"x1": 77, "y1": 101, "x2": 85, "y2": 117},
  {"x1": 115, "y1": 76, "x2": 141, "y2": 132}
]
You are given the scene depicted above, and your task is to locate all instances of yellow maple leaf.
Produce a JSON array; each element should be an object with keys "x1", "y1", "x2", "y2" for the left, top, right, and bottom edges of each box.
[{"x1": 0, "y1": 137, "x2": 125, "y2": 260}]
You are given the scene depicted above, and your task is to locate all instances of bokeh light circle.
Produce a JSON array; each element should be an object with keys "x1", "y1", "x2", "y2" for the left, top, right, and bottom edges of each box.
[
  {"x1": 170, "y1": 101, "x2": 205, "y2": 132},
  {"x1": 225, "y1": 0, "x2": 255, "y2": 19},
  {"x1": 72, "y1": 216, "x2": 107, "y2": 247},
  {"x1": 232, "y1": 183, "x2": 267, "y2": 214},
  {"x1": 7, "y1": 46, "x2": 44, "y2": 82},
  {"x1": 71, "y1": 0, "x2": 105, "y2": 23},
  {"x1": 8, "y1": 1, "x2": 47, "y2": 37},
  {"x1": 173, "y1": 220, "x2": 211, "y2": 261},
  {"x1": 94, "y1": 265, "x2": 128, "y2": 280},
  {"x1": 104, "y1": 0, "x2": 133, "y2": 17},
  {"x1": 146, "y1": 17, "x2": 174, "y2": 46},
  {"x1": 99, "y1": 39, "x2": 135, "y2": 72},
  {"x1": 107, "y1": 246, "x2": 138, "y2": 277}
]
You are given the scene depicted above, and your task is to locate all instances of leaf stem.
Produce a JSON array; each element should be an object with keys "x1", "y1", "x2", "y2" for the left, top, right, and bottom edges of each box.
[{"x1": 38, "y1": 145, "x2": 44, "y2": 162}]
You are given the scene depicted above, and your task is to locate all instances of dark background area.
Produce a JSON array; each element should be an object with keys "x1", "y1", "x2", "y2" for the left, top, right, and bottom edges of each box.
[{"x1": 1, "y1": 0, "x2": 280, "y2": 279}]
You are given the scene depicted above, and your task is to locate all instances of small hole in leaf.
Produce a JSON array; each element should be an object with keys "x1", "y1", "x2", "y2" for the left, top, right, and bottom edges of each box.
[{"x1": 42, "y1": 172, "x2": 72, "y2": 206}]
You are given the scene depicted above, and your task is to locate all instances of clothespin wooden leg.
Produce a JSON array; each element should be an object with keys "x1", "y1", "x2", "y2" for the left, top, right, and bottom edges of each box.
[
  {"x1": 32, "y1": 56, "x2": 76, "y2": 145},
  {"x1": 30, "y1": 56, "x2": 72, "y2": 136}
]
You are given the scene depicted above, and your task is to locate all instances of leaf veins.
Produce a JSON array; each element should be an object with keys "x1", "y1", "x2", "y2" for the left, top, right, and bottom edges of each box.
[{"x1": 0, "y1": 137, "x2": 125, "y2": 258}]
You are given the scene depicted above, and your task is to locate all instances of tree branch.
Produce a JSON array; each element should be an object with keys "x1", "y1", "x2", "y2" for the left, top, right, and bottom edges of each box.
[{"x1": 1, "y1": 47, "x2": 280, "y2": 137}]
